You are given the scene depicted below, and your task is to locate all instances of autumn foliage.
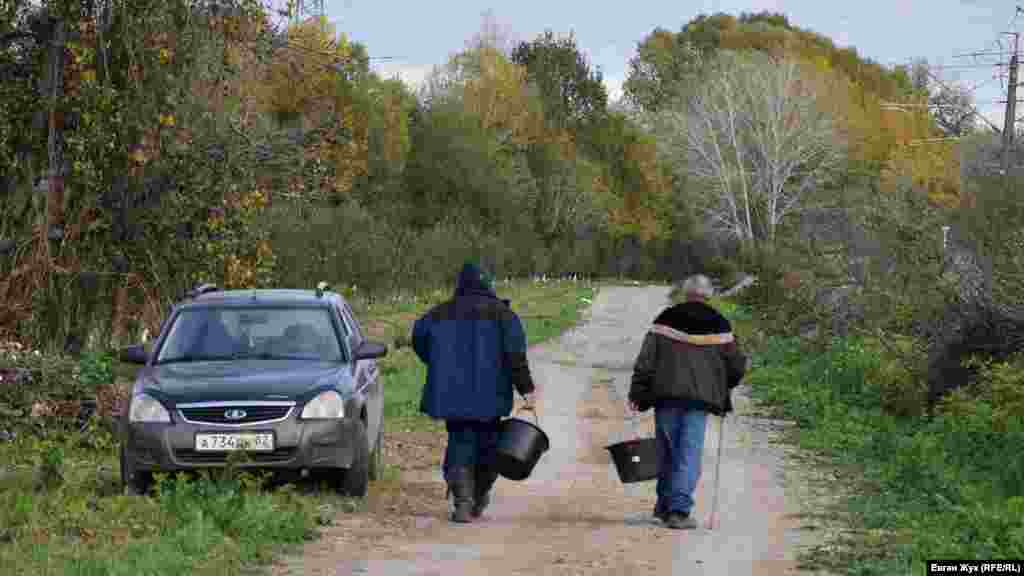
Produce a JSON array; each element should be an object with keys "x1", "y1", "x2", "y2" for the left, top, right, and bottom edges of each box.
[
  {"x1": 626, "y1": 11, "x2": 963, "y2": 207},
  {"x1": 0, "y1": 5, "x2": 977, "y2": 350}
]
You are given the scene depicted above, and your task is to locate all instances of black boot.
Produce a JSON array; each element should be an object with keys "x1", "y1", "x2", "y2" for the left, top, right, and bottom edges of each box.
[
  {"x1": 471, "y1": 466, "x2": 499, "y2": 518},
  {"x1": 447, "y1": 466, "x2": 475, "y2": 523}
]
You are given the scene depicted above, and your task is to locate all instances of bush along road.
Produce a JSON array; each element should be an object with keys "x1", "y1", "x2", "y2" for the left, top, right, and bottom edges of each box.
[
  {"x1": 271, "y1": 283, "x2": 830, "y2": 576},
  {"x1": 733, "y1": 299, "x2": 1024, "y2": 574}
]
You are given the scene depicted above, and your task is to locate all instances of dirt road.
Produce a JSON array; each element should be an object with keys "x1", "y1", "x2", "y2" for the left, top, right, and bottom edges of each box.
[{"x1": 272, "y1": 284, "x2": 821, "y2": 575}]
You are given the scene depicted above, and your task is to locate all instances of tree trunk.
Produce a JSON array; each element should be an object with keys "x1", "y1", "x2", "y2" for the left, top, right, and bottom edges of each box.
[
  {"x1": 109, "y1": 280, "x2": 128, "y2": 346},
  {"x1": 44, "y1": 18, "x2": 67, "y2": 250}
]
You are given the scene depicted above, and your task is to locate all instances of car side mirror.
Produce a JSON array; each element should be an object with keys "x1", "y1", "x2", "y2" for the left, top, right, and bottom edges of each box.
[
  {"x1": 354, "y1": 341, "x2": 387, "y2": 360},
  {"x1": 120, "y1": 344, "x2": 149, "y2": 365}
]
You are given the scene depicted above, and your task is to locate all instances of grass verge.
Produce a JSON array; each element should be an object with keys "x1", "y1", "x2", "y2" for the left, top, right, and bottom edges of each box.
[
  {"x1": 0, "y1": 276, "x2": 596, "y2": 576},
  {"x1": 711, "y1": 297, "x2": 1024, "y2": 574}
]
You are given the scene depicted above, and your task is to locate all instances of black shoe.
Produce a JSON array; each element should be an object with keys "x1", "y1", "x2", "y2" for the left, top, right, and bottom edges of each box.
[
  {"x1": 653, "y1": 505, "x2": 668, "y2": 522},
  {"x1": 666, "y1": 512, "x2": 697, "y2": 530},
  {"x1": 447, "y1": 467, "x2": 475, "y2": 524},
  {"x1": 471, "y1": 467, "x2": 498, "y2": 518}
]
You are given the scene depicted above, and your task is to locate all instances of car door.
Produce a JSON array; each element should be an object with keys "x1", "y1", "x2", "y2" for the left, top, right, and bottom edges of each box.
[{"x1": 340, "y1": 302, "x2": 382, "y2": 450}]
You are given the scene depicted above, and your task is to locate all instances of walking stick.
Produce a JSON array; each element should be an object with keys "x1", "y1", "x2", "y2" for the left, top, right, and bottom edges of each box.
[{"x1": 707, "y1": 414, "x2": 725, "y2": 530}]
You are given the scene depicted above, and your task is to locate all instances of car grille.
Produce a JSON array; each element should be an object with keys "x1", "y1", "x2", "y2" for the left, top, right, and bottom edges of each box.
[
  {"x1": 174, "y1": 448, "x2": 297, "y2": 464},
  {"x1": 179, "y1": 405, "x2": 292, "y2": 425}
]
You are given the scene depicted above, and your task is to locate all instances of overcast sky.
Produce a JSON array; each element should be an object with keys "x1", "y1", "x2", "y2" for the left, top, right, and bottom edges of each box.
[{"x1": 312, "y1": 0, "x2": 1024, "y2": 129}]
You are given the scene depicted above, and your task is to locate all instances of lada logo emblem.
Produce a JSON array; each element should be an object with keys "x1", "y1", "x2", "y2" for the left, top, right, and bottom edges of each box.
[{"x1": 224, "y1": 409, "x2": 247, "y2": 420}]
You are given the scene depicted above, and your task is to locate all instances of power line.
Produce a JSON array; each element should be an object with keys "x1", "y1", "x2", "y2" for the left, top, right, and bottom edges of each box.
[
  {"x1": 883, "y1": 57, "x2": 1012, "y2": 71},
  {"x1": 953, "y1": 50, "x2": 1015, "y2": 59},
  {"x1": 279, "y1": 38, "x2": 398, "y2": 61},
  {"x1": 958, "y1": 7, "x2": 1024, "y2": 63},
  {"x1": 926, "y1": 63, "x2": 1014, "y2": 70}
]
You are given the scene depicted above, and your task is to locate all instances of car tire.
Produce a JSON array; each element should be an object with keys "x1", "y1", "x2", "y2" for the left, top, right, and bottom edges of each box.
[
  {"x1": 120, "y1": 445, "x2": 153, "y2": 496},
  {"x1": 338, "y1": 420, "x2": 369, "y2": 497},
  {"x1": 368, "y1": 419, "x2": 384, "y2": 481}
]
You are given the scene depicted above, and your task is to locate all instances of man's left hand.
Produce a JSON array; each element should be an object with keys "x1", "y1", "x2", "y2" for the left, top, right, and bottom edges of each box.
[{"x1": 520, "y1": 393, "x2": 536, "y2": 410}]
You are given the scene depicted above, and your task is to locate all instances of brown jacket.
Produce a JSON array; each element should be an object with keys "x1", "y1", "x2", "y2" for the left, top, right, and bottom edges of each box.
[{"x1": 628, "y1": 300, "x2": 747, "y2": 416}]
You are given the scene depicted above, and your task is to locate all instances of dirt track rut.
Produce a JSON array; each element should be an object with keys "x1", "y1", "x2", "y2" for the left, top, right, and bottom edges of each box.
[{"x1": 271, "y1": 284, "x2": 821, "y2": 575}]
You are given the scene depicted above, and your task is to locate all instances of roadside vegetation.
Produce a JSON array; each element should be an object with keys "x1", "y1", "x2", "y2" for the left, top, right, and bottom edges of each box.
[
  {"x1": 670, "y1": 283, "x2": 1024, "y2": 572},
  {"x1": 669, "y1": 176, "x2": 1024, "y2": 573}
]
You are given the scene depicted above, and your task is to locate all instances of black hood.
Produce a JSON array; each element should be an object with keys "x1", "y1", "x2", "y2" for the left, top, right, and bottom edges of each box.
[{"x1": 454, "y1": 262, "x2": 497, "y2": 299}]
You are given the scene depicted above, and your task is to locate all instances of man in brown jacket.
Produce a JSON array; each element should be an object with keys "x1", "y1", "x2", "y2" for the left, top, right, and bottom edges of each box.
[{"x1": 628, "y1": 275, "x2": 747, "y2": 529}]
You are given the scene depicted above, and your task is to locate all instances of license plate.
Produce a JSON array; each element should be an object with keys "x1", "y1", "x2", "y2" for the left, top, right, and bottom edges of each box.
[{"x1": 194, "y1": 432, "x2": 274, "y2": 452}]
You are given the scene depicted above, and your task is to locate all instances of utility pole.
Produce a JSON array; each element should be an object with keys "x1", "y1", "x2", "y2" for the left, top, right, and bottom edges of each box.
[{"x1": 1003, "y1": 31, "x2": 1022, "y2": 175}]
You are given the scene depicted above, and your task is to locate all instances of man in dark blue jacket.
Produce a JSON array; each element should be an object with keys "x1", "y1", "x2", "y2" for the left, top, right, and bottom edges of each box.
[{"x1": 412, "y1": 261, "x2": 536, "y2": 523}]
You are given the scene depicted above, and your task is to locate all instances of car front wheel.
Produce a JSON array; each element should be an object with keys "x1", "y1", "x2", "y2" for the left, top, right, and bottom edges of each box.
[
  {"x1": 337, "y1": 420, "x2": 369, "y2": 497},
  {"x1": 368, "y1": 419, "x2": 383, "y2": 481},
  {"x1": 120, "y1": 445, "x2": 153, "y2": 496}
]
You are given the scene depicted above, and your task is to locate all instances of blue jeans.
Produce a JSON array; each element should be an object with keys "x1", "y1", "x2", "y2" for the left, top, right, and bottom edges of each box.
[
  {"x1": 654, "y1": 405, "x2": 708, "y2": 515},
  {"x1": 443, "y1": 419, "x2": 500, "y2": 482}
]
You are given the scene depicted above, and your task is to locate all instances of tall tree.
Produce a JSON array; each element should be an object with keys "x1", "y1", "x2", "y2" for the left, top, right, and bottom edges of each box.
[
  {"x1": 263, "y1": 16, "x2": 370, "y2": 199},
  {"x1": 655, "y1": 51, "x2": 846, "y2": 245},
  {"x1": 906, "y1": 59, "x2": 977, "y2": 138},
  {"x1": 622, "y1": 28, "x2": 702, "y2": 112},
  {"x1": 510, "y1": 30, "x2": 608, "y2": 132}
]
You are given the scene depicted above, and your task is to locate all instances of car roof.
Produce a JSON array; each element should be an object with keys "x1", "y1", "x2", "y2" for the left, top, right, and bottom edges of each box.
[{"x1": 177, "y1": 289, "x2": 345, "y2": 309}]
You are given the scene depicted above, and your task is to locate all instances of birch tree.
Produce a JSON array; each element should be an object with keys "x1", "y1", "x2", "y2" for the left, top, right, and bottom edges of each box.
[{"x1": 655, "y1": 51, "x2": 845, "y2": 246}]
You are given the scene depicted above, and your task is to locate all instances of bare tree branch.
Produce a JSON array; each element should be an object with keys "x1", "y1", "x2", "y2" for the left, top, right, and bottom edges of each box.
[{"x1": 653, "y1": 51, "x2": 845, "y2": 246}]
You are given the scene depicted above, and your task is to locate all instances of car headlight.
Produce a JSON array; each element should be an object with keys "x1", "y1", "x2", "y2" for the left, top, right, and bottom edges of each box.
[
  {"x1": 129, "y1": 393, "x2": 172, "y2": 423},
  {"x1": 301, "y1": 390, "x2": 345, "y2": 419}
]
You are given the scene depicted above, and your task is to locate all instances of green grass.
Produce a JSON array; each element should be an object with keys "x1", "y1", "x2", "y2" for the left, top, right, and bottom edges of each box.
[
  {"x1": 0, "y1": 419, "x2": 346, "y2": 576},
  {"x1": 720, "y1": 298, "x2": 1024, "y2": 574},
  {"x1": 0, "y1": 276, "x2": 597, "y2": 576}
]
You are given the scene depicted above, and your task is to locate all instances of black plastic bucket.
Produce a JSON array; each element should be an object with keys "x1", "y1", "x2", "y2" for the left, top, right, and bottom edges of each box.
[
  {"x1": 606, "y1": 437, "x2": 658, "y2": 483},
  {"x1": 495, "y1": 412, "x2": 549, "y2": 481}
]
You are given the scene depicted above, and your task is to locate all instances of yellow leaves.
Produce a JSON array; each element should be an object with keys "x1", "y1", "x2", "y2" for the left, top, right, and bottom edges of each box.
[
  {"x1": 200, "y1": 188, "x2": 276, "y2": 289},
  {"x1": 158, "y1": 113, "x2": 176, "y2": 128},
  {"x1": 241, "y1": 189, "x2": 268, "y2": 211},
  {"x1": 806, "y1": 54, "x2": 832, "y2": 74},
  {"x1": 799, "y1": 53, "x2": 958, "y2": 193},
  {"x1": 129, "y1": 148, "x2": 148, "y2": 165},
  {"x1": 159, "y1": 48, "x2": 172, "y2": 65},
  {"x1": 879, "y1": 138, "x2": 961, "y2": 205},
  {"x1": 457, "y1": 47, "x2": 546, "y2": 146},
  {"x1": 378, "y1": 88, "x2": 412, "y2": 166},
  {"x1": 265, "y1": 19, "x2": 357, "y2": 116}
]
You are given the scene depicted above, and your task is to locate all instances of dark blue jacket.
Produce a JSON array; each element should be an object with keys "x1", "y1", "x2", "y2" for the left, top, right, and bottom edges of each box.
[{"x1": 413, "y1": 263, "x2": 535, "y2": 421}]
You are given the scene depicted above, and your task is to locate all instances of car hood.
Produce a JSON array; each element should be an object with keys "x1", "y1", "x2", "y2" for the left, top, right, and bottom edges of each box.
[{"x1": 137, "y1": 360, "x2": 353, "y2": 404}]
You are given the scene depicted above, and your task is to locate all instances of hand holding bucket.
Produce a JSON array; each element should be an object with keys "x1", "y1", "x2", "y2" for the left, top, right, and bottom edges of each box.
[
  {"x1": 606, "y1": 412, "x2": 657, "y2": 484},
  {"x1": 494, "y1": 397, "x2": 549, "y2": 481}
]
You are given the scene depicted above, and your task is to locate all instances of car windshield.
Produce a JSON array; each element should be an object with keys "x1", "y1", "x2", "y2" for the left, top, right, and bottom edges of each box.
[{"x1": 156, "y1": 306, "x2": 345, "y2": 364}]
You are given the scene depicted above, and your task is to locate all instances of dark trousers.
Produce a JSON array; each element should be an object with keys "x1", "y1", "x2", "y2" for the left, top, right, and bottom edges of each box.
[{"x1": 443, "y1": 418, "x2": 500, "y2": 482}]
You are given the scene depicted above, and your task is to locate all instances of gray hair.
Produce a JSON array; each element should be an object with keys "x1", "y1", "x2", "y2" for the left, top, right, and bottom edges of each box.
[{"x1": 682, "y1": 274, "x2": 714, "y2": 299}]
